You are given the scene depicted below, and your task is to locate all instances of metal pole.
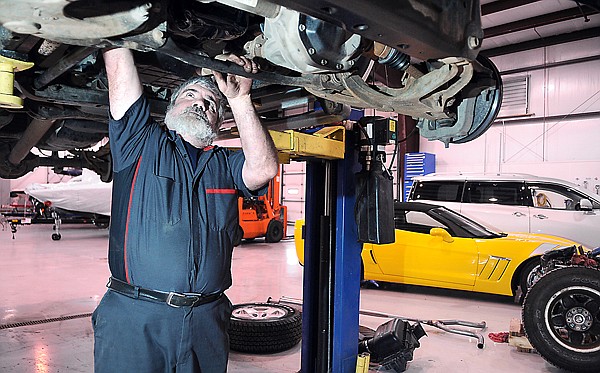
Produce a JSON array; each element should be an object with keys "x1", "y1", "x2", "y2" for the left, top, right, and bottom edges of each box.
[
  {"x1": 331, "y1": 131, "x2": 361, "y2": 372},
  {"x1": 301, "y1": 160, "x2": 327, "y2": 372},
  {"x1": 317, "y1": 160, "x2": 334, "y2": 372}
]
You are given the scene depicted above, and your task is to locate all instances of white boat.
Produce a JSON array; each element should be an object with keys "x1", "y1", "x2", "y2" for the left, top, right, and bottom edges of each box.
[{"x1": 25, "y1": 169, "x2": 112, "y2": 217}]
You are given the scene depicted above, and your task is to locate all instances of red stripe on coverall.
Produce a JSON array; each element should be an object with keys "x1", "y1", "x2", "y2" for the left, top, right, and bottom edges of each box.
[
  {"x1": 123, "y1": 156, "x2": 143, "y2": 283},
  {"x1": 206, "y1": 188, "x2": 236, "y2": 194}
]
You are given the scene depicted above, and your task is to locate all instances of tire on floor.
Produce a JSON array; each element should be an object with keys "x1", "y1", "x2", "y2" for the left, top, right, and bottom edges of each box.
[
  {"x1": 522, "y1": 266, "x2": 600, "y2": 373},
  {"x1": 229, "y1": 302, "x2": 302, "y2": 354}
]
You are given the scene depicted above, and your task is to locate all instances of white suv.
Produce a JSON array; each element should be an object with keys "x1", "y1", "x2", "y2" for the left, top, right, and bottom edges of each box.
[{"x1": 408, "y1": 173, "x2": 600, "y2": 249}]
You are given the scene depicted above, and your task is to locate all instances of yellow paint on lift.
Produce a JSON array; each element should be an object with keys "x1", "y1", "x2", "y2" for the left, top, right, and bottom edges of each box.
[
  {"x1": 0, "y1": 55, "x2": 34, "y2": 109},
  {"x1": 269, "y1": 126, "x2": 346, "y2": 160},
  {"x1": 355, "y1": 352, "x2": 370, "y2": 373}
]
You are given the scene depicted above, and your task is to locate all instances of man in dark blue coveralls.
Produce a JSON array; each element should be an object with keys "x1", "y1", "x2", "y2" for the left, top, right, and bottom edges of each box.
[{"x1": 92, "y1": 47, "x2": 279, "y2": 372}]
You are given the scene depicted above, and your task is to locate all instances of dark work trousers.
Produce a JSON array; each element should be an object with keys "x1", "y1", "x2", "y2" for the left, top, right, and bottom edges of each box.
[{"x1": 92, "y1": 289, "x2": 232, "y2": 373}]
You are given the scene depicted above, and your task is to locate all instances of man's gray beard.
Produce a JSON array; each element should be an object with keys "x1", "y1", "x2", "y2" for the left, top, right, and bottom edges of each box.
[{"x1": 164, "y1": 109, "x2": 217, "y2": 148}]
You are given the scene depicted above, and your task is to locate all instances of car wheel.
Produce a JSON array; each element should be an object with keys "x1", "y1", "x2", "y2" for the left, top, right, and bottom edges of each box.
[
  {"x1": 229, "y1": 302, "x2": 302, "y2": 354},
  {"x1": 265, "y1": 220, "x2": 284, "y2": 243},
  {"x1": 522, "y1": 267, "x2": 600, "y2": 373},
  {"x1": 519, "y1": 259, "x2": 542, "y2": 296}
]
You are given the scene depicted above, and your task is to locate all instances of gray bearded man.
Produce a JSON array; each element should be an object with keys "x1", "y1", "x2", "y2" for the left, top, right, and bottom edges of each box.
[
  {"x1": 164, "y1": 77, "x2": 226, "y2": 148},
  {"x1": 92, "y1": 48, "x2": 278, "y2": 372}
]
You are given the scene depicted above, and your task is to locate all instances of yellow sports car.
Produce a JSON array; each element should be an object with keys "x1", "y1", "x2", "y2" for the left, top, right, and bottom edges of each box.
[{"x1": 295, "y1": 202, "x2": 585, "y2": 297}]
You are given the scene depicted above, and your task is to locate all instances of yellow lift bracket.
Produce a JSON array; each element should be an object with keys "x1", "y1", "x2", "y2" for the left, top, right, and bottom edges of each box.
[
  {"x1": 269, "y1": 126, "x2": 346, "y2": 163},
  {"x1": 0, "y1": 55, "x2": 34, "y2": 109}
]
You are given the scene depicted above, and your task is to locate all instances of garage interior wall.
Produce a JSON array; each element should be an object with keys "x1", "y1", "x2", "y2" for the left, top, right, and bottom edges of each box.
[
  {"x1": 420, "y1": 37, "x2": 600, "y2": 195},
  {"x1": 281, "y1": 161, "x2": 306, "y2": 227}
]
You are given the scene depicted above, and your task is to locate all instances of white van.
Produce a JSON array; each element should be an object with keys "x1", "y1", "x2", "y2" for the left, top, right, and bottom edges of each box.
[{"x1": 408, "y1": 173, "x2": 600, "y2": 249}]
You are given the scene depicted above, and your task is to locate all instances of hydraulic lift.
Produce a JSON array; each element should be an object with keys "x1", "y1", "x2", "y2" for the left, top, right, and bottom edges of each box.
[
  {"x1": 270, "y1": 117, "x2": 410, "y2": 372},
  {"x1": 301, "y1": 135, "x2": 363, "y2": 372},
  {"x1": 270, "y1": 116, "x2": 484, "y2": 372}
]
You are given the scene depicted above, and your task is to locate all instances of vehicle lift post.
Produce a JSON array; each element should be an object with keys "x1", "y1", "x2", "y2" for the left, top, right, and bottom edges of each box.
[{"x1": 301, "y1": 131, "x2": 362, "y2": 372}]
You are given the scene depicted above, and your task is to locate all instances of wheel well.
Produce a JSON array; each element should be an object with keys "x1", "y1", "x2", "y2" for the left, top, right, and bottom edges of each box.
[{"x1": 512, "y1": 257, "x2": 539, "y2": 293}]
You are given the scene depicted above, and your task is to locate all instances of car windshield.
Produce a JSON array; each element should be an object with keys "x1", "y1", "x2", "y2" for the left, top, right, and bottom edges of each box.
[{"x1": 429, "y1": 206, "x2": 504, "y2": 238}]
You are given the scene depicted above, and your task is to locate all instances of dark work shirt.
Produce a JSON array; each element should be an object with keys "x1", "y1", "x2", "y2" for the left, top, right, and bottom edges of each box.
[
  {"x1": 107, "y1": 95, "x2": 266, "y2": 294},
  {"x1": 183, "y1": 140, "x2": 203, "y2": 171}
]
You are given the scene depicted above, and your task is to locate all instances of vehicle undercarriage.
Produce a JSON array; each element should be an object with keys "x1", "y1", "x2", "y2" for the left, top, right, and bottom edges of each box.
[{"x1": 0, "y1": 0, "x2": 502, "y2": 180}]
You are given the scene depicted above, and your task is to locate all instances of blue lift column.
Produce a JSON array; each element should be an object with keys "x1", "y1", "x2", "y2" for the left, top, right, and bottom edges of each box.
[{"x1": 301, "y1": 132, "x2": 362, "y2": 373}]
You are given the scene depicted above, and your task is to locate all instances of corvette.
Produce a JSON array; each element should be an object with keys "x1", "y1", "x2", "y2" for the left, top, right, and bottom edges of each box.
[{"x1": 295, "y1": 202, "x2": 585, "y2": 297}]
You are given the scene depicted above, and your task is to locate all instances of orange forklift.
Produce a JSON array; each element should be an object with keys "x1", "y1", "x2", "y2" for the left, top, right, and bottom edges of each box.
[{"x1": 234, "y1": 169, "x2": 287, "y2": 245}]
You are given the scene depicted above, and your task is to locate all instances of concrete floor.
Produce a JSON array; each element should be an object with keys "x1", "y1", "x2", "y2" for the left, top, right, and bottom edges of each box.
[{"x1": 0, "y1": 223, "x2": 566, "y2": 372}]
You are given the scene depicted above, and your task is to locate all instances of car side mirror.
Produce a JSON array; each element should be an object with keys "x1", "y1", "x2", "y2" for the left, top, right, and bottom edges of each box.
[
  {"x1": 579, "y1": 198, "x2": 593, "y2": 211},
  {"x1": 430, "y1": 227, "x2": 454, "y2": 243}
]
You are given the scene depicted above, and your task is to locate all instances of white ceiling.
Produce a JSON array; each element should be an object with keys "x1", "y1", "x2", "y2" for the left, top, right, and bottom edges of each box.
[{"x1": 479, "y1": 0, "x2": 600, "y2": 55}]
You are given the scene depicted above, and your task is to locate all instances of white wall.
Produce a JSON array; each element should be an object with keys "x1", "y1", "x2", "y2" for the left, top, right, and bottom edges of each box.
[{"x1": 420, "y1": 37, "x2": 600, "y2": 195}]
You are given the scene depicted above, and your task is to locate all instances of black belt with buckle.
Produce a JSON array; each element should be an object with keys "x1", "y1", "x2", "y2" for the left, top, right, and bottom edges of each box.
[{"x1": 107, "y1": 277, "x2": 222, "y2": 307}]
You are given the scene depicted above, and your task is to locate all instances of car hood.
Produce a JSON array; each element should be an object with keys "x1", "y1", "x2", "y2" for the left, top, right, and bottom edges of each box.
[
  {"x1": 503, "y1": 232, "x2": 580, "y2": 245},
  {"x1": 496, "y1": 232, "x2": 585, "y2": 255}
]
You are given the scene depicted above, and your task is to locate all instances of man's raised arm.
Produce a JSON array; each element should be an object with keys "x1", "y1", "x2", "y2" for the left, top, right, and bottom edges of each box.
[
  {"x1": 102, "y1": 48, "x2": 143, "y2": 120},
  {"x1": 213, "y1": 56, "x2": 278, "y2": 191}
]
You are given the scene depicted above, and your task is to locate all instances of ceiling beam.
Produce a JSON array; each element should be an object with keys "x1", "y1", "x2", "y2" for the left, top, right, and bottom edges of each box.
[
  {"x1": 481, "y1": 0, "x2": 543, "y2": 16},
  {"x1": 484, "y1": 7, "x2": 599, "y2": 38},
  {"x1": 481, "y1": 26, "x2": 600, "y2": 57}
]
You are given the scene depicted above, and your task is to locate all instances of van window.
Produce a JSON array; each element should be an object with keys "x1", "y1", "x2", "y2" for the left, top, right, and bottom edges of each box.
[
  {"x1": 410, "y1": 181, "x2": 464, "y2": 202},
  {"x1": 464, "y1": 182, "x2": 526, "y2": 206},
  {"x1": 528, "y1": 183, "x2": 600, "y2": 210}
]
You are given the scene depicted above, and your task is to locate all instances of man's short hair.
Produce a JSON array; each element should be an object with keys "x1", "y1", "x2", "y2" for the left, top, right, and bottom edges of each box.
[{"x1": 168, "y1": 76, "x2": 226, "y2": 126}]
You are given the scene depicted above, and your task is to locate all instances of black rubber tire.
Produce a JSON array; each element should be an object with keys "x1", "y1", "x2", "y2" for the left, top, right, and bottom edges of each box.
[
  {"x1": 232, "y1": 225, "x2": 243, "y2": 247},
  {"x1": 522, "y1": 266, "x2": 600, "y2": 373},
  {"x1": 519, "y1": 259, "x2": 542, "y2": 296},
  {"x1": 265, "y1": 220, "x2": 284, "y2": 243},
  {"x1": 51, "y1": 233, "x2": 61, "y2": 241},
  {"x1": 229, "y1": 302, "x2": 302, "y2": 354}
]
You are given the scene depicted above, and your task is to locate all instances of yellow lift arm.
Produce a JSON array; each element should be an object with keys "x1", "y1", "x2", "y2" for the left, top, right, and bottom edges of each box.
[{"x1": 269, "y1": 126, "x2": 346, "y2": 163}]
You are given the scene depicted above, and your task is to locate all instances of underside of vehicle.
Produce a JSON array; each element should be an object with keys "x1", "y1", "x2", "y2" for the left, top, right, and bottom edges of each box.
[{"x1": 0, "y1": 0, "x2": 502, "y2": 181}]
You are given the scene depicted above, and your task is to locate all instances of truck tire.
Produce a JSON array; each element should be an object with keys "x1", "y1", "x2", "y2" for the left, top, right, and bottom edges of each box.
[
  {"x1": 229, "y1": 302, "x2": 302, "y2": 354},
  {"x1": 265, "y1": 220, "x2": 284, "y2": 243},
  {"x1": 522, "y1": 266, "x2": 600, "y2": 373}
]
